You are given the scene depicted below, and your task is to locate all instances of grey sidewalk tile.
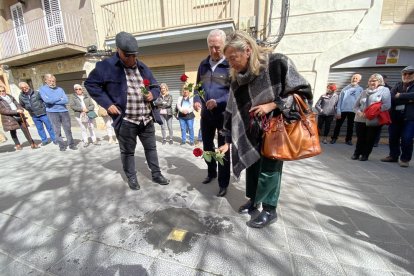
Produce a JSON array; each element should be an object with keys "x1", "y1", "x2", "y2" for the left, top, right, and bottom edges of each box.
[
  {"x1": 285, "y1": 228, "x2": 337, "y2": 262},
  {"x1": 279, "y1": 194, "x2": 312, "y2": 210},
  {"x1": 189, "y1": 194, "x2": 223, "y2": 213},
  {"x1": 247, "y1": 224, "x2": 288, "y2": 252},
  {"x1": 344, "y1": 211, "x2": 407, "y2": 244},
  {"x1": 372, "y1": 186, "x2": 414, "y2": 209},
  {"x1": 149, "y1": 259, "x2": 196, "y2": 276},
  {"x1": 326, "y1": 233, "x2": 389, "y2": 270},
  {"x1": 0, "y1": 260, "x2": 45, "y2": 276},
  {"x1": 335, "y1": 199, "x2": 377, "y2": 215},
  {"x1": 91, "y1": 249, "x2": 155, "y2": 276},
  {"x1": 368, "y1": 205, "x2": 414, "y2": 224},
  {"x1": 291, "y1": 254, "x2": 345, "y2": 276},
  {"x1": 234, "y1": 247, "x2": 293, "y2": 276},
  {"x1": 18, "y1": 233, "x2": 84, "y2": 271},
  {"x1": 281, "y1": 207, "x2": 323, "y2": 232},
  {"x1": 370, "y1": 240, "x2": 414, "y2": 274},
  {"x1": 0, "y1": 251, "x2": 14, "y2": 271},
  {"x1": 47, "y1": 240, "x2": 116, "y2": 275},
  {"x1": 341, "y1": 264, "x2": 396, "y2": 276},
  {"x1": 357, "y1": 192, "x2": 397, "y2": 207},
  {"x1": 119, "y1": 228, "x2": 163, "y2": 258}
]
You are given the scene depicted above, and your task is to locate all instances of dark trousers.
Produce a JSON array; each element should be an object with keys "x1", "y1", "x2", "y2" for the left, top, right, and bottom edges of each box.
[
  {"x1": 201, "y1": 116, "x2": 230, "y2": 188},
  {"x1": 47, "y1": 111, "x2": 74, "y2": 149},
  {"x1": 317, "y1": 115, "x2": 334, "y2": 137},
  {"x1": 354, "y1": 122, "x2": 381, "y2": 158},
  {"x1": 332, "y1": 112, "x2": 355, "y2": 142},
  {"x1": 246, "y1": 157, "x2": 283, "y2": 208},
  {"x1": 116, "y1": 120, "x2": 161, "y2": 180},
  {"x1": 33, "y1": 114, "x2": 56, "y2": 143},
  {"x1": 388, "y1": 119, "x2": 414, "y2": 162},
  {"x1": 10, "y1": 123, "x2": 32, "y2": 146}
]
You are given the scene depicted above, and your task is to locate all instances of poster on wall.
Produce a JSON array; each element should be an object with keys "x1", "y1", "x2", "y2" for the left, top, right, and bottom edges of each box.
[
  {"x1": 386, "y1": 48, "x2": 400, "y2": 64},
  {"x1": 376, "y1": 50, "x2": 387, "y2": 65}
]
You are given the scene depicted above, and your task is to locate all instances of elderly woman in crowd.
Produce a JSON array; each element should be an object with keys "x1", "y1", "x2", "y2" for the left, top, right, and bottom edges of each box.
[
  {"x1": 154, "y1": 83, "x2": 174, "y2": 145},
  {"x1": 352, "y1": 74, "x2": 391, "y2": 161},
  {"x1": 218, "y1": 31, "x2": 312, "y2": 228},
  {"x1": 70, "y1": 84, "x2": 100, "y2": 147},
  {"x1": 0, "y1": 85, "x2": 38, "y2": 150}
]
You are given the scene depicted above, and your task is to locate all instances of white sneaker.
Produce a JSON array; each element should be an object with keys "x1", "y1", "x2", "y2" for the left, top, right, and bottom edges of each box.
[{"x1": 399, "y1": 160, "x2": 409, "y2": 168}]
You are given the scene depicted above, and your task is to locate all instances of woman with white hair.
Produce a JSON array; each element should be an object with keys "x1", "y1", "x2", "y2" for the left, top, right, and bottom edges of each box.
[
  {"x1": 352, "y1": 74, "x2": 391, "y2": 161},
  {"x1": 70, "y1": 84, "x2": 100, "y2": 147}
]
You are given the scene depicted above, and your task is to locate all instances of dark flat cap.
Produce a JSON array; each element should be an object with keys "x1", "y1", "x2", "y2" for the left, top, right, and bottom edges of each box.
[
  {"x1": 402, "y1": 65, "x2": 414, "y2": 73},
  {"x1": 116, "y1": 31, "x2": 139, "y2": 54}
]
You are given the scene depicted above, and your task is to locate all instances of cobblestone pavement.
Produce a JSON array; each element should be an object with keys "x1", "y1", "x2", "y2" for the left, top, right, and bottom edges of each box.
[{"x1": 0, "y1": 126, "x2": 413, "y2": 276}]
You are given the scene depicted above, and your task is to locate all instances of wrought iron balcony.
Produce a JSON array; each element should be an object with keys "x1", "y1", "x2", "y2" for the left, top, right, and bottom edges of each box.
[{"x1": 0, "y1": 11, "x2": 86, "y2": 66}]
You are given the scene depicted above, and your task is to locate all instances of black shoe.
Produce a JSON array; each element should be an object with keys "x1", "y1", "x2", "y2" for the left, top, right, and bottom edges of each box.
[
  {"x1": 189, "y1": 142, "x2": 195, "y2": 146},
  {"x1": 216, "y1": 187, "x2": 227, "y2": 197},
  {"x1": 152, "y1": 175, "x2": 170, "y2": 185},
  {"x1": 247, "y1": 210, "x2": 278, "y2": 228},
  {"x1": 330, "y1": 138, "x2": 337, "y2": 144},
  {"x1": 351, "y1": 154, "x2": 359, "y2": 160},
  {"x1": 69, "y1": 145, "x2": 78, "y2": 150},
  {"x1": 373, "y1": 143, "x2": 378, "y2": 147},
  {"x1": 202, "y1": 176, "x2": 217, "y2": 184},
  {"x1": 345, "y1": 141, "x2": 353, "y2": 146},
  {"x1": 180, "y1": 142, "x2": 185, "y2": 145},
  {"x1": 169, "y1": 140, "x2": 173, "y2": 145},
  {"x1": 127, "y1": 177, "x2": 140, "y2": 190},
  {"x1": 359, "y1": 155, "x2": 368, "y2": 161},
  {"x1": 162, "y1": 140, "x2": 166, "y2": 145},
  {"x1": 238, "y1": 200, "x2": 257, "y2": 214},
  {"x1": 59, "y1": 147, "x2": 66, "y2": 151}
]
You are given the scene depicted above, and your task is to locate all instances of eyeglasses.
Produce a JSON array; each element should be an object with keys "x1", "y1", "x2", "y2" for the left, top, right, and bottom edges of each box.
[
  {"x1": 403, "y1": 72, "x2": 414, "y2": 76},
  {"x1": 0, "y1": 90, "x2": 5, "y2": 92},
  {"x1": 75, "y1": 88, "x2": 83, "y2": 90}
]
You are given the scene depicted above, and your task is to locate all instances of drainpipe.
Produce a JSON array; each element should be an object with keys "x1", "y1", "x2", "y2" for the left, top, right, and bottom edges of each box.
[{"x1": 90, "y1": 0, "x2": 100, "y2": 49}]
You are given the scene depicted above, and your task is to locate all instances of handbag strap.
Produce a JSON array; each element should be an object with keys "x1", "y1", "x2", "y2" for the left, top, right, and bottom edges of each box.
[{"x1": 292, "y1": 94, "x2": 315, "y2": 136}]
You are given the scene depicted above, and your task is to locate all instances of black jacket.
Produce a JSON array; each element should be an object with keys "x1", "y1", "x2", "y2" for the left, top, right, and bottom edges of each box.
[
  {"x1": 390, "y1": 81, "x2": 414, "y2": 121},
  {"x1": 19, "y1": 89, "x2": 47, "y2": 117}
]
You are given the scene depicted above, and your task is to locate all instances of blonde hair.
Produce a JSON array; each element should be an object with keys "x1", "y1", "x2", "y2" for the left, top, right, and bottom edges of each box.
[
  {"x1": 160, "y1": 83, "x2": 169, "y2": 95},
  {"x1": 224, "y1": 31, "x2": 272, "y2": 80}
]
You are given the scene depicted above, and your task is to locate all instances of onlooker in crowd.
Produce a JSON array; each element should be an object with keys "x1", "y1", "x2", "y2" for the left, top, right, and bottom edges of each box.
[
  {"x1": 177, "y1": 85, "x2": 195, "y2": 146},
  {"x1": 315, "y1": 83, "x2": 338, "y2": 144},
  {"x1": 98, "y1": 105, "x2": 118, "y2": 144},
  {"x1": 373, "y1": 74, "x2": 393, "y2": 147},
  {"x1": 70, "y1": 84, "x2": 100, "y2": 147},
  {"x1": 381, "y1": 66, "x2": 414, "y2": 167},
  {"x1": 330, "y1": 74, "x2": 363, "y2": 145},
  {"x1": 352, "y1": 74, "x2": 391, "y2": 161},
  {"x1": 85, "y1": 31, "x2": 170, "y2": 190},
  {"x1": 18, "y1": 81, "x2": 56, "y2": 146},
  {"x1": 0, "y1": 85, "x2": 38, "y2": 150},
  {"x1": 219, "y1": 31, "x2": 312, "y2": 228},
  {"x1": 39, "y1": 74, "x2": 77, "y2": 151},
  {"x1": 154, "y1": 83, "x2": 174, "y2": 145},
  {"x1": 194, "y1": 29, "x2": 231, "y2": 197}
]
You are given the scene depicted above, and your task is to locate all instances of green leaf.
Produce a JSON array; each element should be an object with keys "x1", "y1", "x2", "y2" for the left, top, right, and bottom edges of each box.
[{"x1": 203, "y1": 152, "x2": 212, "y2": 162}]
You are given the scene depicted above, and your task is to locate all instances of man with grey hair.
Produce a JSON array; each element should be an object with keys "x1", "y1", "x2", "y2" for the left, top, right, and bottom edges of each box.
[
  {"x1": 39, "y1": 74, "x2": 77, "y2": 151},
  {"x1": 19, "y1": 81, "x2": 56, "y2": 146},
  {"x1": 193, "y1": 29, "x2": 231, "y2": 197}
]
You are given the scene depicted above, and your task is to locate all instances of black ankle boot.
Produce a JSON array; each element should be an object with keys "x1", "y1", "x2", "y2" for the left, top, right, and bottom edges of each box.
[
  {"x1": 238, "y1": 199, "x2": 257, "y2": 214},
  {"x1": 247, "y1": 208, "x2": 277, "y2": 228}
]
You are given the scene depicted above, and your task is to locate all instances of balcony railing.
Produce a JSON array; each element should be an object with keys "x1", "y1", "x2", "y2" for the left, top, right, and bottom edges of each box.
[
  {"x1": 0, "y1": 11, "x2": 85, "y2": 60},
  {"x1": 101, "y1": 0, "x2": 234, "y2": 38}
]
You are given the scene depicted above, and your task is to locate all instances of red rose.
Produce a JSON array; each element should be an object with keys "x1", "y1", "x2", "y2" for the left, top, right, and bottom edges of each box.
[
  {"x1": 193, "y1": 148, "x2": 203, "y2": 157},
  {"x1": 180, "y1": 74, "x2": 188, "y2": 82},
  {"x1": 143, "y1": 79, "x2": 150, "y2": 87}
]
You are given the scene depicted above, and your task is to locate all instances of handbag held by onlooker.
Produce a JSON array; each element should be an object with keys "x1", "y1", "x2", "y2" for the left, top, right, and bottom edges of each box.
[{"x1": 261, "y1": 94, "x2": 321, "y2": 161}]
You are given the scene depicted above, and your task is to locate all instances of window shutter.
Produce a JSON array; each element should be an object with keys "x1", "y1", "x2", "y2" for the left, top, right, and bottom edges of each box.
[{"x1": 10, "y1": 4, "x2": 30, "y2": 53}]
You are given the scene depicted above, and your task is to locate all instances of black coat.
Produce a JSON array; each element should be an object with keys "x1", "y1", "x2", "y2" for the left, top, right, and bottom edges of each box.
[
  {"x1": 19, "y1": 89, "x2": 47, "y2": 117},
  {"x1": 390, "y1": 81, "x2": 414, "y2": 121}
]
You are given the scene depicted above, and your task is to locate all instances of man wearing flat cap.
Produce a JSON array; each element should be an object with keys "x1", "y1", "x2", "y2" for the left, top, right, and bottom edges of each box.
[
  {"x1": 381, "y1": 65, "x2": 414, "y2": 167},
  {"x1": 85, "y1": 31, "x2": 170, "y2": 189}
]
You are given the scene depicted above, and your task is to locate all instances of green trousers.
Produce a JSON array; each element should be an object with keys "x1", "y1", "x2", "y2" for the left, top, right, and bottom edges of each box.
[{"x1": 245, "y1": 157, "x2": 283, "y2": 208}]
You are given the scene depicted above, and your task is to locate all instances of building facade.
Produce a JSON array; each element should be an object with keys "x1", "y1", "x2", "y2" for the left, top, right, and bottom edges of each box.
[{"x1": 1, "y1": 0, "x2": 413, "y2": 129}]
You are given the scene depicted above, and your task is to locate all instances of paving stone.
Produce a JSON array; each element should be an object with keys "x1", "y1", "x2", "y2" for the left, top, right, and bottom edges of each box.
[
  {"x1": 370, "y1": 240, "x2": 414, "y2": 274},
  {"x1": 368, "y1": 205, "x2": 414, "y2": 224},
  {"x1": 281, "y1": 207, "x2": 322, "y2": 232},
  {"x1": 291, "y1": 254, "x2": 345, "y2": 275},
  {"x1": 149, "y1": 258, "x2": 195, "y2": 276},
  {"x1": 341, "y1": 264, "x2": 395, "y2": 276},
  {"x1": 0, "y1": 260, "x2": 45, "y2": 276}
]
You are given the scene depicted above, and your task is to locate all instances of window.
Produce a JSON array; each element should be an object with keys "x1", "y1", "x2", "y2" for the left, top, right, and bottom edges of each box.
[
  {"x1": 42, "y1": 0, "x2": 65, "y2": 44},
  {"x1": 10, "y1": 3, "x2": 30, "y2": 53}
]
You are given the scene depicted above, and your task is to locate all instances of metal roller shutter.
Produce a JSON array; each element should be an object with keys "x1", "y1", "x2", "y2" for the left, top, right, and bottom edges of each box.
[
  {"x1": 150, "y1": 65, "x2": 185, "y2": 130},
  {"x1": 326, "y1": 67, "x2": 404, "y2": 140}
]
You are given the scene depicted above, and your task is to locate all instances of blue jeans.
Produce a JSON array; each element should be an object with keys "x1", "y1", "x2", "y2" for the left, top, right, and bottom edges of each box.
[
  {"x1": 179, "y1": 118, "x2": 194, "y2": 143},
  {"x1": 32, "y1": 114, "x2": 56, "y2": 143},
  {"x1": 116, "y1": 120, "x2": 162, "y2": 180},
  {"x1": 47, "y1": 111, "x2": 74, "y2": 149},
  {"x1": 388, "y1": 119, "x2": 414, "y2": 162}
]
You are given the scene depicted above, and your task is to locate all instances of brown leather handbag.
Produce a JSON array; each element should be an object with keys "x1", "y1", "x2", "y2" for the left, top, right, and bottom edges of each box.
[{"x1": 261, "y1": 94, "x2": 321, "y2": 161}]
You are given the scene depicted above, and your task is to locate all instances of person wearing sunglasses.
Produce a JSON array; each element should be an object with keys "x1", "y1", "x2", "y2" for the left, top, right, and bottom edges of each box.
[
  {"x1": 0, "y1": 84, "x2": 38, "y2": 151},
  {"x1": 381, "y1": 66, "x2": 414, "y2": 167},
  {"x1": 85, "y1": 31, "x2": 170, "y2": 190}
]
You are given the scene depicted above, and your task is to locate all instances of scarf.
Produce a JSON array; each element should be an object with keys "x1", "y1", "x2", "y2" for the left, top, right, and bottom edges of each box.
[{"x1": 223, "y1": 53, "x2": 312, "y2": 178}]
